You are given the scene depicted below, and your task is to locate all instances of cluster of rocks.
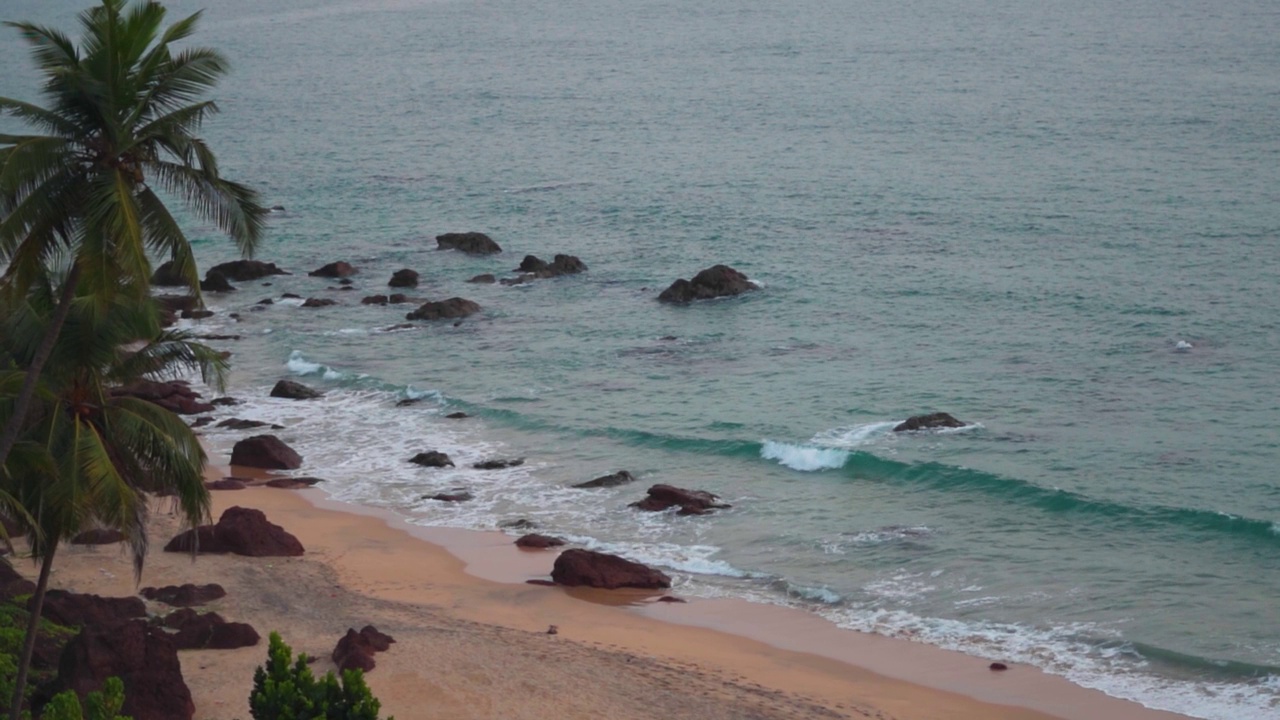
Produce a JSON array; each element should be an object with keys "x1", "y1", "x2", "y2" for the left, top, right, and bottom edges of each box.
[
  {"x1": 163, "y1": 506, "x2": 304, "y2": 557},
  {"x1": 332, "y1": 625, "x2": 396, "y2": 673},
  {"x1": 112, "y1": 380, "x2": 213, "y2": 415},
  {"x1": 657, "y1": 264, "x2": 757, "y2": 304}
]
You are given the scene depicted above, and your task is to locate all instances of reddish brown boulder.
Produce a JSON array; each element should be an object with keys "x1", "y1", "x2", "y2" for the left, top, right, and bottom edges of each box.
[
  {"x1": 71, "y1": 529, "x2": 125, "y2": 545},
  {"x1": 265, "y1": 476, "x2": 324, "y2": 489},
  {"x1": 309, "y1": 261, "x2": 357, "y2": 278},
  {"x1": 515, "y1": 534, "x2": 565, "y2": 549},
  {"x1": 388, "y1": 269, "x2": 419, "y2": 287},
  {"x1": 629, "y1": 484, "x2": 730, "y2": 515},
  {"x1": 550, "y1": 549, "x2": 671, "y2": 590},
  {"x1": 207, "y1": 259, "x2": 288, "y2": 281},
  {"x1": 332, "y1": 626, "x2": 395, "y2": 673},
  {"x1": 405, "y1": 297, "x2": 480, "y2": 321},
  {"x1": 230, "y1": 434, "x2": 302, "y2": 469},
  {"x1": 140, "y1": 583, "x2": 226, "y2": 607},
  {"x1": 409, "y1": 451, "x2": 453, "y2": 467},
  {"x1": 0, "y1": 561, "x2": 35, "y2": 600},
  {"x1": 163, "y1": 507, "x2": 304, "y2": 557},
  {"x1": 467, "y1": 274, "x2": 496, "y2": 284},
  {"x1": 164, "y1": 610, "x2": 258, "y2": 650},
  {"x1": 111, "y1": 380, "x2": 213, "y2": 415},
  {"x1": 53, "y1": 619, "x2": 194, "y2": 720},
  {"x1": 36, "y1": 591, "x2": 146, "y2": 628},
  {"x1": 362, "y1": 294, "x2": 389, "y2": 305},
  {"x1": 657, "y1": 264, "x2": 758, "y2": 303},
  {"x1": 301, "y1": 297, "x2": 337, "y2": 308}
]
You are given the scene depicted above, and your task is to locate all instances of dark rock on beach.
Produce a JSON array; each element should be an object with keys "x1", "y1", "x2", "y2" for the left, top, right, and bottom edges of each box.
[
  {"x1": 572, "y1": 470, "x2": 637, "y2": 489},
  {"x1": 150, "y1": 260, "x2": 189, "y2": 287},
  {"x1": 410, "y1": 451, "x2": 454, "y2": 467},
  {"x1": 190, "y1": 416, "x2": 215, "y2": 428},
  {"x1": 205, "y1": 478, "x2": 247, "y2": 491},
  {"x1": 309, "y1": 261, "x2": 357, "y2": 278},
  {"x1": 140, "y1": 583, "x2": 227, "y2": 607},
  {"x1": 52, "y1": 619, "x2": 194, "y2": 720},
  {"x1": 70, "y1": 529, "x2": 125, "y2": 545},
  {"x1": 166, "y1": 610, "x2": 259, "y2": 650},
  {"x1": 551, "y1": 549, "x2": 671, "y2": 590},
  {"x1": 163, "y1": 506, "x2": 304, "y2": 557},
  {"x1": 630, "y1": 484, "x2": 730, "y2": 516},
  {"x1": 270, "y1": 379, "x2": 322, "y2": 400},
  {"x1": 332, "y1": 626, "x2": 395, "y2": 674},
  {"x1": 515, "y1": 534, "x2": 565, "y2": 549},
  {"x1": 36, "y1": 590, "x2": 147, "y2": 629},
  {"x1": 230, "y1": 435, "x2": 303, "y2": 470},
  {"x1": 388, "y1": 268, "x2": 419, "y2": 287},
  {"x1": 658, "y1": 264, "x2": 758, "y2": 303},
  {"x1": 892, "y1": 412, "x2": 969, "y2": 432},
  {"x1": 264, "y1": 476, "x2": 324, "y2": 489},
  {"x1": 436, "y1": 232, "x2": 502, "y2": 255},
  {"x1": 405, "y1": 297, "x2": 481, "y2": 321},
  {"x1": 216, "y1": 418, "x2": 284, "y2": 431},
  {"x1": 207, "y1": 259, "x2": 289, "y2": 282}
]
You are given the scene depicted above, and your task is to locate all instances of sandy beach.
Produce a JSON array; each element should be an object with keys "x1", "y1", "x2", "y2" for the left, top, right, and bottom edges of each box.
[{"x1": 9, "y1": 460, "x2": 1190, "y2": 720}]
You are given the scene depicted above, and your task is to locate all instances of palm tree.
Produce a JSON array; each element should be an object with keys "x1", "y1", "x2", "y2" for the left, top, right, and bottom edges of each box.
[
  {"x1": 0, "y1": 279, "x2": 225, "y2": 719},
  {"x1": 0, "y1": 0, "x2": 266, "y2": 478}
]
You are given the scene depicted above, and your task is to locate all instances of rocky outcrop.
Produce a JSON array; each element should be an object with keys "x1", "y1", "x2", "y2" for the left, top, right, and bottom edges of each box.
[
  {"x1": 332, "y1": 626, "x2": 395, "y2": 673},
  {"x1": 630, "y1": 484, "x2": 730, "y2": 515},
  {"x1": 309, "y1": 261, "x2": 357, "y2": 278},
  {"x1": 551, "y1": 549, "x2": 671, "y2": 590},
  {"x1": 472, "y1": 458, "x2": 524, "y2": 470},
  {"x1": 35, "y1": 591, "x2": 147, "y2": 629},
  {"x1": 140, "y1": 584, "x2": 227, "y2": 607},
  {"x1": 515, "y1": 254, "x2": 587, "y2": 279},
  {"x1": 163, "y1": 506, "x2": 304, "y2": 557},
  {"x1": 424, "y1": 491, "x2": 472, "y2": 503},
  {"x1": 70, "y1": 529, "x2": 125, "y2": 545},
  {"x1": 892, "y1": 412, "x2": 969, "y2": 432},
  {"x1": 410, "y1": 451, "x2": 453, "y2": 468},
  {"x1": 467, "y1": 274, "x2": 496, "y2": 284},
  {"x1": 270, "y1": 379, "x2": 322, "y2": 400},
  {"x1": 150, "y1": 261, "x2": 189, "y2": 287},
  {"x1": 515, "y1": 534, "x2": 565, "y2": 549},
  {"x1": 405, "y1": 297, "x2": 480, "y2": 321},
  {"x1": 572, "y1": 470, "x2": 637, "y2": 489},
  {"x1": 207, "y1": 260, "x2": 289, "y2": 281},
  {"x1": 163, "y1": 609, "x2": 259, "y2": 650},
  {"x1": 216, "y1": 418, "x2": 284, "y2": 430},
  {"x1": 230, "y1": 435, "x2": 302, "y2": 469},
  {"x1": 657, "y1": 264, "x2": 758, "y2": 303},
  {"x1": 301, "y1": 297, "x2": 337, "y2": 308},
  {"x1": 112, "y1": 380, "x2": 213, "y2": 415},
  {"x1": 388, "y1": 269, "x2": 419, "y2": 287},
  {"x1": 436, "y1": 232, "x2": 501, "y2": 255},
  {"x1": 200, "y1": 271, "x2": 235, "y2": 293},
  {"x1": 52, "y1": 619, "x2": 194, "y2": 720}
]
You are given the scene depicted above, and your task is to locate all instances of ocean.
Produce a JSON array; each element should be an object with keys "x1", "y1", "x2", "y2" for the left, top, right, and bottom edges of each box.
[{"x1": 3, "y1": 0, "x2": 1279, "y2": 717}]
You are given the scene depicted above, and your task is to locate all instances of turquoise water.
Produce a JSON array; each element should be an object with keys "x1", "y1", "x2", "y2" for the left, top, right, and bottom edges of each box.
[{"x1": 4, "y1": 0, "x2": 1280, "y2": 716}]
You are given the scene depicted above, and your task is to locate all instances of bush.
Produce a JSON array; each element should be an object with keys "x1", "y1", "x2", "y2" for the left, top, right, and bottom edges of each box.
[
  {"x1": 250, "y1": 632, "x2": 391, "y2": 720},
  {"x1": 38, "y1": 677, "x2": 129, "y2": 720}
]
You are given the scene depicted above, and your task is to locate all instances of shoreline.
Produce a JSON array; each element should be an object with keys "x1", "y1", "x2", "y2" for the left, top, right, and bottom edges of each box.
[{"x1": 38, "y1": 457, "x2": 1189, "y2": 720}]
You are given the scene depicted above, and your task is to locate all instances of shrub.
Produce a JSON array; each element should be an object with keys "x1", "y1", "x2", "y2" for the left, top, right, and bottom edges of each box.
[
  {"x1": 38, "y1": 677, "x2": 129, "y2": 720},
  {"x1": 250, "y1": 632, "x2": 391, "y2": 720}
]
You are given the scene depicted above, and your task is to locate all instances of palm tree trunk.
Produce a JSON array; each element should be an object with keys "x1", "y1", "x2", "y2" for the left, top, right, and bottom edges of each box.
[
  {"x1": 7, "y1": 546, "x2": 57, "y2": 720},
  {"x1": 0, "y1": 263, "x2": 81, "y2": 476}
]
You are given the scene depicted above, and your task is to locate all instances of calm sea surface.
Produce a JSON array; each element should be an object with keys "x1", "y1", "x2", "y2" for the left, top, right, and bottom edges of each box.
[{"x1": 4, "y1": 0, "x2": 1279, "y2": 716}]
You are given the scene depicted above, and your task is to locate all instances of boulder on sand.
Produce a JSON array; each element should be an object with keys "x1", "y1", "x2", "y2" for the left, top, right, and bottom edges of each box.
[
  {"x1": 550, "y1": 549, "x2": 671, "y2": 590},
  {"x1": 52, "y1": 619, "x2": 194, "y2": 720},
  {"x1": 140, "y1": 584, "x2": 227, "y2": 607},
  {"x1": 163, "y1": 506, "x2": 304, "y2": 557},
  {"x1": 657, "y1": 264, "x2": 758, "y2": 303},
  {"x1": 230, "y1": 435, "x2": 302, "y2": 470}
]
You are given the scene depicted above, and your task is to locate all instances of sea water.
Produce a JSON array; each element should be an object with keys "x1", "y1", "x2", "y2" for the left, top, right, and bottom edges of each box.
[{"x1": 2, "y1": 0, "x2": 1279, "y2": 717}]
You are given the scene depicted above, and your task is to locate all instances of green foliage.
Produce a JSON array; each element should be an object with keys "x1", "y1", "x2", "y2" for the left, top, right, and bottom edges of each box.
[
  {"x1": 249, "y1": 633, "x2": 392, "y2": 720},
  {"x1": 0, "y1": 599, "x2": 78, "y2": 713},
  {"x1": 37, "y1": 677, "x2": 129, "y2": 720}
]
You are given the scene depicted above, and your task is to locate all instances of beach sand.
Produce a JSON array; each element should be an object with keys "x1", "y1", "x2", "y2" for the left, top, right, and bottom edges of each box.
[{"x1": 22, "y1": 467, "x2": 1190, "y2": 720}]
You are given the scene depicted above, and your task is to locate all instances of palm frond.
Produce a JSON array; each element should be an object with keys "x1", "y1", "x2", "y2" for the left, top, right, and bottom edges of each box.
[{"x1": 148, "y1": 160, "x2": 265, "y2": 257}]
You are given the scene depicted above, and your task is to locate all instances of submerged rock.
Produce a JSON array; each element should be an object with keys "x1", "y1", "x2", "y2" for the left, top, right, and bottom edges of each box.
[
  {"x1": 630, "y1": 484, "x2": 730, "y2": 515},
  {"x1": 572, "y1": 470, "x2": 637, "y2": 489},
  {"x1": 388, "y1": 269, "x2": 419, "y2": 287},
  {"x1": 409, "y1": 451, "x2": 454, "y2": 468},
  {"x1": 892, "y1": 412, "x2": 968, "y2": 432},
  {"x1": 309, "y1": 261, "x2": 357, "y2": 278},
  {"x1": 405, "y1": 297, "x2": 480, "y2": 321},
  {"x1": 207, "y1": 260, "x2": 289, "y2": 281},
  {"x1": 270, "y1": 379, "x2": 322, "y2": 400}
]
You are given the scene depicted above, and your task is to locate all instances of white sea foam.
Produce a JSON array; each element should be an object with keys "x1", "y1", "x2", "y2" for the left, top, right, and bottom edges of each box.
[
  {"x1": 808, "y1": 421, "x2": 898, "y2": 448},
  {"x1": 556, "y1": 535, "x2": 757, "y2": 579},
  {"x1": 760, "y1": 441, "x2": 849, "y2": 471}
]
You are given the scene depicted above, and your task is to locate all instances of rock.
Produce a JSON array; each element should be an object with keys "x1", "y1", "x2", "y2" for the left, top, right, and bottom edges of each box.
[
  {"x1": 189, "y1": 416, "x2": 215, "y2": 428},
  {"x1": 332, "y1": 626, "x2": 395, "y2": 674},
  {"x1": 518, "y1": 254, "x2": 587, "y2": 278},
  {"x1": 301, "y1": 297, "x2": 337, "y2": 308},
  {"x1": 551, "y1": 549, "x2": 671, "y2": 590},
  {"x1": 205, "y1": 478, "x2": 247, "y2": 491},
  {"x1": 199, "y1": 270, "x2": 235, "y2": 293},
  {"x1": 525, "y1": 579, "x2": 556, "y2": 587},
  {"x1": 630, "y1": 484, "x2": 730, "y2": 515},
  {"x1": 445, "y1": 411, "x2": 469, "y2": 419},
  {"x1": 70, "y1": 529, "x2": 125, "y2": 545},
  {"x1": 281, "y1": 292, "x2": 302, "y2": 299},
  {"x1": 230, "y1": 435, "x2": 302, "y2": 470},
  {"x1": 472, "y1": 458, "x2": 524, "y2": 470},
  {"x1": 657, "y1": 264, "x2": 758, "y2": 303},
  {"x1": 256, "y1": 297, "x2": 275, "y2": 305},
  {"x1": 405, "y1": 297, "x2": 481, "y2": 321},
  {"x1": 395, "y1": 398, "x2": 423, "y2": 407},
  {"x1": 216, "y1": 418, "x2": 283, "y2": 430},
  {"x1": 52, "y1": 619, "x2": 194, "y2": 720},
  {"x1": 163, "y1": 506, "x2": 304, "y2": 557},
  {"x1": 211, "y1": 397, "x2": 241, "y2": 406},
  {"x1": 656, "y1": 596, "x2": 687, "y2": 603},
  {"x1": 140, "y1": 584, "x2": 226, "y2": 607},
  {"x1": 989, "y1": 662, "x2": 1009, "y2": 671},
  {"x1": 150, "y1": 260, "x2": 189, "y2": 287},
  {"x1": 424, "y1": 491, "x2": 472, "y2": 502},
  {"x1": 388, "y1": 269, "x2": 419, "y2": 287},
  {"x1": 264, "y1": 476, "x2": 324, "y2": 489},
  {"x1": 270, "y1": 379, "x2": 322, "y2": 400},
  {"x1": 499, "y1": 275, "x2": 530, "y2": 286},
  {"x1": 388, "y1": 293, "x2": 410, "y2": 304},
  {"x1": 208, "y1": 259, "x2": 289, "y2": 281},
  {"x1": 572, "y1": 470, "x2": 637, "y2": 489},
  {"x1": 36, "y1": 591, "x2": 147, "y2": 628},
  {"x1": 166, "y1": 610, "x2": 259, "y2": 650},
  {"x1": 892, "y1": 412, "x2": 969, "y2": 432},
  {"x1": 362, "y1": 294, "x2": 389, "y2": 305},
  {"x1": 0, "y1": 561, "x2": 36, "y2": 600},
  {"x1": 467, "y1": 274, "x2": 496, "y2": 284},
  {"x1": 112, "y1": 380, "x2": 213, "y2": 415},
  {"x1": 515, "y1": 534, "x2": 565, "y2": 549},
  {"x1": 180, "y1": 308, "x2": 215, "y2": 320},
  {"x1": 517, "y1": 255, "x2": 548, "y2": 273},
  {"x1": 309, "y1": 261, "x2": 357, "y2": 278},
  {"x1": 409, "y1": 451, "x2": 454, "y2": 468},
  {"x1": 436, "y1": 232, "x2": 501, "y2": 255},
  {"x1": 499, "y1": 519, "x2": 538, "y2": 530},
  {"x1": 549, "y1": 254, "x2": 587, "y2": 275}
]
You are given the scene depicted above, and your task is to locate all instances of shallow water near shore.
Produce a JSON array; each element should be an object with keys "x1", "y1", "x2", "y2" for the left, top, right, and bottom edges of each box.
[{"x1": 3, "y1": 0, "x2": 1279, "y2": 717}]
